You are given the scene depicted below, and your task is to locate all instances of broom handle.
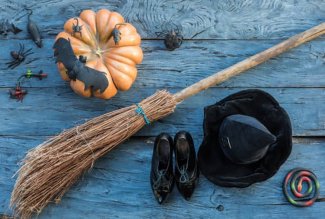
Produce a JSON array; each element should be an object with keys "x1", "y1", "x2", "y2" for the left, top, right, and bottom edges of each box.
[{"x1": 173, "y1": 22, "x2": 325, "y2": 103}]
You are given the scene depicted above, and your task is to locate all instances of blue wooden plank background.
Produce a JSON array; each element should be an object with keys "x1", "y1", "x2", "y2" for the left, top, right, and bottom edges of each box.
[{"x1": 0, "y1": 0, "x2": 325, "y2": 218}]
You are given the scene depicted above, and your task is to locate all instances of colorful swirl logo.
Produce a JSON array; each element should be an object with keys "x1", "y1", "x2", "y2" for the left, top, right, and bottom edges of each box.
[{"x1": 283, "y1": 168, "x2": 320, "y2": 207}]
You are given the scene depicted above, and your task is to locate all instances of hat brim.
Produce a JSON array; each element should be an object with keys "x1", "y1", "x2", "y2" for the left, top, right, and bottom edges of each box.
[{"x1": 198, "y1": 89, "x2": 292, "y2": 188}]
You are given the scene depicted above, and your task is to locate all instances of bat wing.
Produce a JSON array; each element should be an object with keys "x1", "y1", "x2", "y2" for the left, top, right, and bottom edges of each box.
[
  {"x1": 54, "y1": 38, "x2": 109, "y2": 94},
  {"x1": 53, "y1": 38, "x2": 77, "y2": 70},
  {"x1": 74, "y1": 62, "x2": 109, "y2": 93},
  {"x1": 11, "y1": 23, "x2": 22, "y2": 34}
]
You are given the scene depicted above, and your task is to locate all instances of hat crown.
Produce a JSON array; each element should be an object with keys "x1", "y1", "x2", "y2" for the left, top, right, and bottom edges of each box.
[
  {"x1": 219, "y1": 114, "x2": 276, "y2": 165},
  {"x1": 198, "y1": 89, "x2": 292, "y2": 187}
]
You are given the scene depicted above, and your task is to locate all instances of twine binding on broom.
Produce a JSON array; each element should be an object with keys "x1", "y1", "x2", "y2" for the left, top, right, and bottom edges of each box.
[
  {"x1": 11, "y1": 90, "x2": 176, "y2": 219},
  {"x1": 135, "y1": 103, "x2": 151, "y2": 124}
]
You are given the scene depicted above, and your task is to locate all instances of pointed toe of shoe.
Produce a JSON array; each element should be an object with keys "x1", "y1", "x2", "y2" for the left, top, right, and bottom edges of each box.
[
  {"x1": 176, "y1": 181, "x2": 197, "y2": 200},
  {"x1": 183, "y1": 188, "x2": 194, "y2": 200},
  {"x1": 153, "y1": 190, "x2": 170, "y2": 204},
  {"x1": 150, "y1": 176, "x2": 173, "y2": 204}
]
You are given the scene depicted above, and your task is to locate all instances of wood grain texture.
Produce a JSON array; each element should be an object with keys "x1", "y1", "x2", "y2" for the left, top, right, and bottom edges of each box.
[
  {"x1": 1, "y1": 87, "x2": 325, "y2": 137},
  {"x1": 174, "y1": 23, "x2": 325, "y2": 102},
  {"x1": 0, "y1": 0, "x2": 325, "y2": 218},
  {"x1": 1, "y1": 137, "x2": 324, "y2": 218},
  {"x1": 0, "y1": 39, "x2": 324, "y2": 88},
  {"x1": 0, "y1": 0, "x2": 324, "y2": 40}
]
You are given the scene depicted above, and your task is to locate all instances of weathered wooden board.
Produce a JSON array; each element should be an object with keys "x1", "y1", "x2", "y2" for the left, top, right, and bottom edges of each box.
[
  {"x1": 0, "y1": 0, "x2": 324, "y2": 40},
  {"x1": 1, "y1": 0, "x2": 325, "y2": 218},
  {"x1": 1, "y1": 137, "x2": 324, "y2": 218},
  {"x1": 1, "y1": 87, "x2": 325, "y2": 137},
  {"x1": 0, "y1": 39, "x2": 324, "y2": 88}
]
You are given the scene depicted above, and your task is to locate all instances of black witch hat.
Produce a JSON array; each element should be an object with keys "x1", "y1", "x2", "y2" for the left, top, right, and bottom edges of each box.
[{"x1": 198, "y1": 89, "x2": 292, "y2": 188}]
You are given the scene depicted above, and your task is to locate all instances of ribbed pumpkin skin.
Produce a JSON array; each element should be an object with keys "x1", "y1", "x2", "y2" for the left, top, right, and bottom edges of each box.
[{"x1": 55, "y1": 9, "x2": 143, "y2": 99}]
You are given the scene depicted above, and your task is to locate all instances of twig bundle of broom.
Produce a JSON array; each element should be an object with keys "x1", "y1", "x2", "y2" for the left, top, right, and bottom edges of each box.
[
  {"x1": 11, "y1": 23, "x2": 325, "y2": 218},
  {"x1": 11, "y1": 90, "x2": 176, "y2": 218}
]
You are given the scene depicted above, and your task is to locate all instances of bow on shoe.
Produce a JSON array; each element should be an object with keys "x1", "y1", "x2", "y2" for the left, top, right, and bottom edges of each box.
[
  {"x1": 179, "y1": 165, "x2": 190, "y2": 183},
  {"x1": 153, "y1": 170, "x2": 172, "y2": 192}
]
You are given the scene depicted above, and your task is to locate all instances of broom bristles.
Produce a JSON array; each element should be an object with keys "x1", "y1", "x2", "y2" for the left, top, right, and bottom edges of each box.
[{"x1": 10, "y1": 90, "x2": 176, "y2": 219}]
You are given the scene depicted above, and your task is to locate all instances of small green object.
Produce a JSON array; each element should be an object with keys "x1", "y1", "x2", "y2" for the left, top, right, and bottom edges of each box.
[
  {"x1": 26, "y1": 69, "x2": 32, "y2": 78},
  {"x1": 307, "y1": 185, "x2": 313, "y2": 194}
]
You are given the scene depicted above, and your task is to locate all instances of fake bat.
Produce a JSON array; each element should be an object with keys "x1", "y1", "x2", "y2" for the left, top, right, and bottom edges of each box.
[
  {"x1": 0, "y1": 19, "x2": 22, "y2": 35},
  {"x1": 53, "y1": 38, "x2": 109, "y2": 93}
]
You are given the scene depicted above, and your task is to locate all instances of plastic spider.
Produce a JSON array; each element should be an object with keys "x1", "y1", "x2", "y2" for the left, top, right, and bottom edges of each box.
[
  {"x1": 6, "y1": 43, "x2": 33, "y2": 69},
  {"x1": 156, "y1": 25, "x2": 183, "y2": 51},
  {"x1": 9, "y1": 85, "x2": 28, "y2": 102},
  {"x1": 72, "y1": 18, "x2": 83, "y2": 37}
]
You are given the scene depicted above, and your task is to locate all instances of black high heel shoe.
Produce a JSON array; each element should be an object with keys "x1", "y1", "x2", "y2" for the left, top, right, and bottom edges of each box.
[
  {"x1": 150, "y1": 133, "x2": 175, "y2": 204},
  {"x1": 174, "y1": 131, "x2": 199, "y2": 200}
]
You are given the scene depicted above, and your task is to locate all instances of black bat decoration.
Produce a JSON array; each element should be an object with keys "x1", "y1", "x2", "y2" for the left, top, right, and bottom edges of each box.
[
  {"x1": 0, "y1": 19, "x2": 22, "y2": 35},
  {"x1": 53, "y1": 38, "x2": 109, "y2": 94}
]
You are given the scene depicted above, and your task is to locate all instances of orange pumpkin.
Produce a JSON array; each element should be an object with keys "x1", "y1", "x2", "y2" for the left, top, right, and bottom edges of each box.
[{"x1": 55, "y1": 9, "x2": 143, "y2": 99}]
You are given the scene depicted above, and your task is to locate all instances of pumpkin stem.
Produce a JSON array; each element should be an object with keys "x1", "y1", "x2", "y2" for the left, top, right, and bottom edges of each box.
[{"x1": 95, "y1": 48, "x2": 102, "y2": 57}]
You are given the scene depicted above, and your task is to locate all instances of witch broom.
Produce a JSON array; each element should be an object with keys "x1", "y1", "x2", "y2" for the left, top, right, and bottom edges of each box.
[{"x1": 11, "y1": 23, "x2": 325, "y2": 218}]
